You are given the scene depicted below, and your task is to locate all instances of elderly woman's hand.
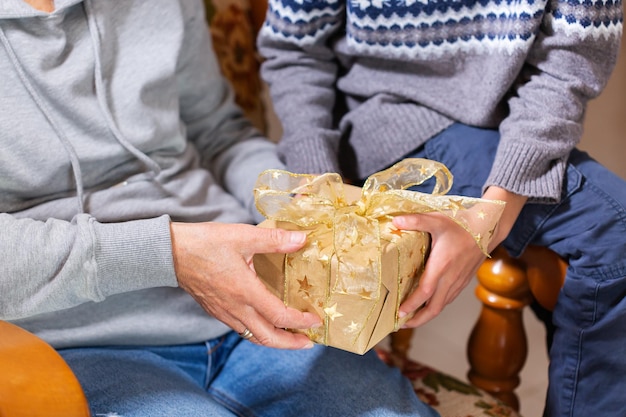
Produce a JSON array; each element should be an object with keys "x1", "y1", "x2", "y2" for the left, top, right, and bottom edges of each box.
[{"x1": 170, "y1": 222, "x2": 321, "y2": 349}]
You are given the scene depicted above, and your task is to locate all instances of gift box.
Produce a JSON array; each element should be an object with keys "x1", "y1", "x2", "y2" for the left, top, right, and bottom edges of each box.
[{"x1": 252, "y1": 158, "x2": 504, "y2": 354}]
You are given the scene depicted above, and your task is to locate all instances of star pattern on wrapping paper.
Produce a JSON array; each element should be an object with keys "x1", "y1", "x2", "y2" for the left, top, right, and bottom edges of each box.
[
  {"x1": 389, "y1": 228, "x2": 405, "y2": 238},
  {"x1": 334, "y1": 286, "x2": 349, "y2": 295},
  {"x1": 477, "y1": 210, "x2": 487, "y2": 220},
  {"x1": 319, "y1": 253, "x2": 330, "y2": 264},
  {"x1": 344, "y1": 226, "x2": 359, "y2": 246},
  {"x1": 299, "y1": 215, "x2": 316, "y2": 224},
  {"x1": 324, "y1": 303, "x2": 343, "y2": 321},
  {"x1": 297, "y1": 276, "x2": 313, "y2": 297},
  {"x1": 359, "y1": 288, "x2": 373, "y2": 299},
  {"x1": 347, "y1": 321, "x2": 360, "y2": 333},
  {"x1": 306, "y1": 326, "x2": 323, "y2": 342},
  {"x1": 419, "y1": 165, "x2": 429, "y2": 176},
  {"x1": 447, "y1": 198, "x2": 465, "y2": 213},
  {"x1": 411, "y1": 265, "x2": 421, "y2": 279},
  {"x1": 271, "y1": 171, "x2": 281, "y2": 179}
]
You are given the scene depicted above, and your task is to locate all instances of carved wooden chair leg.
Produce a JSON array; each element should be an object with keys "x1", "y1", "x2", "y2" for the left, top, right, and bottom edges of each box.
[
  {"x1": 389, "y1": 328, "x2": 414, "y2": 367},
  {"x1": 467, "y1": 246, "x2": 532, "y2": 411},
  {"x1": 520, "y1": 245, "x2": 566, "y2": 312}
]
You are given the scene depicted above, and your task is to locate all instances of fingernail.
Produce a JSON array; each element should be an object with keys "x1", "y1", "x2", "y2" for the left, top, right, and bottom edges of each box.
[
  {"x1": 398, "y1": 310, "x2": 407, "y2": 318},
  {"x1": 301, "y1": 341, "x2": 314, "y2": 349},
  {"x1": 289, "y1": 231, "x2": 307, "y2": 245},
  {"x1": 393, "y1": 217, "x2": 405, "y2": 227},
  {"x1": 310, "y1": 321, "x2": 322, "y2": 329}
]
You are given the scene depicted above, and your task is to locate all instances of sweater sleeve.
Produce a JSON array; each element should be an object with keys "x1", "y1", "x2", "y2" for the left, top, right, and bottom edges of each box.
[
  {"x1": 257, "y1": 0, "x2": 346, "y2": 175},
  {"x1": 485, "y1": 1, "x2": 623, "y2": 202},
  {"x1": 0, "y1": 213, "x2": 177, "y2": 320}
]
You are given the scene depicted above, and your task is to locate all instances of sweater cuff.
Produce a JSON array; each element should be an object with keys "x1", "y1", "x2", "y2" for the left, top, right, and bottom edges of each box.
[
  {"x1": 484, "y1": 141, "x2": 568, "y2": 203},
  {"x1": 278, "y1": 131, "x2": 341, "y2": 175},
  {"x1": 92, "y1": 215, "x2": 177, "y2": 297}
]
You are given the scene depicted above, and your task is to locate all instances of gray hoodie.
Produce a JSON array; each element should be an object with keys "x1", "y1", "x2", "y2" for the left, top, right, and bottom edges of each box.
[{"x1": 0, "y1": 0, "x2": 281, "y2": 348}]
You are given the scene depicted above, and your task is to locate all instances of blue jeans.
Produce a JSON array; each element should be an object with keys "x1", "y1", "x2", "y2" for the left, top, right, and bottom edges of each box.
[
  {"x1": 59, "y1": 331, "x2": 439, "y2": 417},
  {"x1": 404, "y1": 123, "x2": 626, "y2": 417}
]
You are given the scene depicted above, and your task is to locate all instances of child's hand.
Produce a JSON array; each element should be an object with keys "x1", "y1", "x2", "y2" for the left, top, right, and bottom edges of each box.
[
  {"x1": 393, "y1": 211, "x2": 487, "y2": 328},
  {"x1": 394, "y1": 186, "x2": 527, "y2": 328}
]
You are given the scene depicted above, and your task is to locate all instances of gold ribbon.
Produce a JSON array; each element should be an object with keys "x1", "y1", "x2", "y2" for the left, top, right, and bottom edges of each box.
[{"x1": 254, "y1": 158, "x2": 505, "y2": 350}]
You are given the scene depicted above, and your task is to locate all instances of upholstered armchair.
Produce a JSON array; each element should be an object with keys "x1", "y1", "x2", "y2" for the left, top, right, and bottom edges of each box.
[{"x1": 0, "y1": 1, "x2": 567, "y2": 416}]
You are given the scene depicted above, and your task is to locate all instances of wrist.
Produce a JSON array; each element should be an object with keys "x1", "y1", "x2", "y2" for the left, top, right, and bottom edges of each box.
[
  {"x1": 169, "y1": 222, "x2": 188, "y2": 285},
  {"x1": 482, "y1": 186, "x2": 528, "y2": 247}
]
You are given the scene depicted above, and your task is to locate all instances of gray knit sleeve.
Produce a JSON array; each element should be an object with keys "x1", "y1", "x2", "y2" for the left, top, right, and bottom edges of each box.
[
  {"x1": 258, "y1": 0, "x2": 345, "y2": 175},
  {"x1": 485, "y1": 2, "x2": 623, "y2": 202}
]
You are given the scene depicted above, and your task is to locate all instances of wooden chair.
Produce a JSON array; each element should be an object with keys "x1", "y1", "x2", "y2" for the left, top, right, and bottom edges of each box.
[
  {"x1": 0, "y1": 321, "x2": 90, "y2": 417},
  {"x1": 390, "y1": 245, "x2": 566, "y2": 412}
]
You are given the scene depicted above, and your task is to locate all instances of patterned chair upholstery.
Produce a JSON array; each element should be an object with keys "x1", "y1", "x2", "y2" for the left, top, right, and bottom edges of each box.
[{"x1": 204, "y1": 0, "x2": 267, "y2": 132}]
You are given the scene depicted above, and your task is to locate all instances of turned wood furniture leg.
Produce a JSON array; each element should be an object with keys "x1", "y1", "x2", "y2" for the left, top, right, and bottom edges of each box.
[
  {"x1": 467, "y1": 247, "x2": 532, "y2": 411},
  {"x1": 389, "y1": 328, "x2": 414, "y2": 366},
  {"x1": 520, "y1": 245, "x2": 566, "y2": 312}
]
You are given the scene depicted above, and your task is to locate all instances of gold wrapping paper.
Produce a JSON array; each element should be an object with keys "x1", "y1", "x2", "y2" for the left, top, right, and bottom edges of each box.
[{"x1": 252, "y1": 158, "x2": 505, "y2": 354}]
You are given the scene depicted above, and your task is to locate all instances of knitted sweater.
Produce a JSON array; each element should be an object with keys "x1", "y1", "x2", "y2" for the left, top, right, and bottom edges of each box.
[
  {"x1": 0, "y1": 0, "x2": 282, "y2": 348},
  {"x1": 259, "y1": 0, "x2": 623, "y2": 202}
]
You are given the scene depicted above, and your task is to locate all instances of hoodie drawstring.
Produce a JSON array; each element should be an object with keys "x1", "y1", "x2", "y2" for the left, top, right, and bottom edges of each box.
[
  {"x1": 0, "y1": 0, "x2": 161, "y2": 214},
  {"x1": 83, "y1": 0, "x2": 161, "y2": 177},
  {"x1": 0, "y1": 22, "x2": 87, "y2": 213}
]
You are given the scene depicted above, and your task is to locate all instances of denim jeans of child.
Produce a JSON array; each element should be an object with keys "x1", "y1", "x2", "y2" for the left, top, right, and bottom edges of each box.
[
  {"x1": 59, "y1": 330, "x2": 439, "y2": 417},
  {"x1": 404, "y1": 123, "x2": 626, "y2": 417}
]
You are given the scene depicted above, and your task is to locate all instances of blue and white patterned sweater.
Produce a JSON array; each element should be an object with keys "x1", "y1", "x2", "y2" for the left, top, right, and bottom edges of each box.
[{"x1": 259, "y1": 0, "x2": 623, "y2": 202}]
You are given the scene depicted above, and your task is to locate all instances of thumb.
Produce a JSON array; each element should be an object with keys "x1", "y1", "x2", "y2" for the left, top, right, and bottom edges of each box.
[
  {"x1": 393, "y1": 212, "x2": 445, "y2": 234},
  {"x1": 251, "y1": 226, "x2": 307, "y2": 254}
]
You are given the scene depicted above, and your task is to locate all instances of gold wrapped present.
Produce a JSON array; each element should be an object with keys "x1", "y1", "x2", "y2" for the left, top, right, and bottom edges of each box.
[{"x1": 252, "y1": 158, "x2": 505, "y2": 354}]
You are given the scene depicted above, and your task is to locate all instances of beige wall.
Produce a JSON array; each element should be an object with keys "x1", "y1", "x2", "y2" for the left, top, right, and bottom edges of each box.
[{"x1": 579, "y1": 34, "x2": 626, "y2": 180}]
